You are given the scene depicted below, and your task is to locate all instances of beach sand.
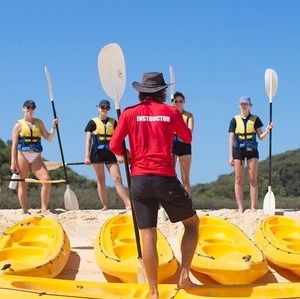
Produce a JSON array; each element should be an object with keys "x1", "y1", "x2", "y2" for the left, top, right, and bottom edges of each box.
[{"x1": 0, "y1": 208, "x2": 300, "y2": 284}]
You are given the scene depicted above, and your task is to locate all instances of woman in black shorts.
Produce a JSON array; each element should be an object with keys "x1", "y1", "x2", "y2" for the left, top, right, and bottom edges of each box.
[
  {"x1": 172, "y1": 92, "x2": 194, "y2": 196},
  {"x1": 228, "y1": 96, "x2": 273, "y2": 212},
  {"x1": 85, "y1": 99, "x2": 130, "y2": 210}
]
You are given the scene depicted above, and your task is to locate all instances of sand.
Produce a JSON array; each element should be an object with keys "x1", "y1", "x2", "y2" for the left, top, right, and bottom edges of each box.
[{"x1": 0, "y1": 208, "x2": 300, "y2": 284}]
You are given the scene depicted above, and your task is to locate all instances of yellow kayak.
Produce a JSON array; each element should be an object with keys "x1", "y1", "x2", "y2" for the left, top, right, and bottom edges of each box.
[
  {"x1": 94, "y1": 214, "x2": 177, "y2": 282},
  {"x1": 191, "y1": 216, "x2": 268, "y2": 284},
  {"x1": 255, "y1": 215, "x2": 300, "y2": 276},
  {"x1": 0, "y1": 215, "x2": 70, "y2": 277},
  {"x1": 1, "y1": 275, "x2": 300, "y2": 298}
]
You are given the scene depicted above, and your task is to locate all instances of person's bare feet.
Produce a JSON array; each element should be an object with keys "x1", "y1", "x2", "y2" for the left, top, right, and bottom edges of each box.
[
  {"x1": 101, "y1": 206, "x2": 108, "y2": 211},
  {"x1": 148, "y1": 287, "x2": 159, "y2": 299},
  {"x1": 177, "y1": 278, "x2": 199, "y2": 289}
]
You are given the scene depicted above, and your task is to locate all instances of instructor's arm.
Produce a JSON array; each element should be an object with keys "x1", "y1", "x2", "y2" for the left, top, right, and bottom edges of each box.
[
  {"x1": 110, "y1": 113, "x2": 129, "y2": 156},
  {"x1": 174, "y1": 111, "x2": 192, "y2": 143}
]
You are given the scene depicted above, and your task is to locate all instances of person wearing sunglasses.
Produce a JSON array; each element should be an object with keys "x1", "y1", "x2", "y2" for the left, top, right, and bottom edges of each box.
[
  {"x1": 172, "y1": 92, "x2": 194, "y2": 197},
  {"x1": 10, "y1": 100, "x2": 58, "y2": 214},
  {"x1": 84, "y1": 99, "x2": 131, "y2": 210},
  {"x1": 228, "y1": 96, "x2": 273, "y2": 213}
]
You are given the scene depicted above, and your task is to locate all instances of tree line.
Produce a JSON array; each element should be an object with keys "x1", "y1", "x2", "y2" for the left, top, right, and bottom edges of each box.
[{"x1": 0, "y1": 139, "x2": 299, "y2": 210}]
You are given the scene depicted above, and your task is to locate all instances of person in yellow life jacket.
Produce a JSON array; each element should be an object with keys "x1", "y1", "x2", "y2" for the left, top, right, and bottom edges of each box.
[
  {"x1": 10, "y1": 100, "x2": 58, "y2": 214},
  {"x1": 84, "y1": 99, "x2": 131, "y2": 210},
  {"x1": 228, "y1": 96, "x2": 273, "y2": 213},
  {"x1": 172, "y1": 92, "x2": 194, "y2": 196}
]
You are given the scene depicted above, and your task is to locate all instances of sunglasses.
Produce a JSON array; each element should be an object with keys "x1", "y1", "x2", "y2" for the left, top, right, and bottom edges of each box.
[
  {"x1": 25, "y1": 106, "x2": 35, "y2": 110},
  {"x1": 100, "y1": 106, "x2": 110, "y2": 110},
  {"x1": 174, "y1": 100, "x2": 183, "y2": 104}
]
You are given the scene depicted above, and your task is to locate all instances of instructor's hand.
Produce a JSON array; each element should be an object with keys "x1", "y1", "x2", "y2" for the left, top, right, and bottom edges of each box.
[{"x1": 116, "y1": 155, "x2": 124, "y2": 164}]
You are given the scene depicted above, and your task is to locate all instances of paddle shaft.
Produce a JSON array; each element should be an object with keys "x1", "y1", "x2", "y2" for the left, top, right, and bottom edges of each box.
[
  {"x1": 116, "y1": 109, "x2": 142, "y2": 259},
  {"x1": 50, "y1": 100, "x2": 69, "y2": 185},
  {"x1": 0, "y1": 177, "x2": 65, "y2": 183},
  {"x1": 268, "y1": 101, "x2": 272, "y2": 187}
]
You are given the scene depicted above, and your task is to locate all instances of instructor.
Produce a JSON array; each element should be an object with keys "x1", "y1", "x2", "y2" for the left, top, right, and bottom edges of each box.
[{"x1": 110, "y1": 72, "x2": 199, "y2": 299}]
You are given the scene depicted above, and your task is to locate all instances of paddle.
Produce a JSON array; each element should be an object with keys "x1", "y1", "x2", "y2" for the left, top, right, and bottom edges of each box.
[
  {"x1": 263, "y1": 68, "x2": 278, "y2": 215},
  {"x1": 44, "y1": 161, "x2": 85, "y2": 171},
  {"x1": 169, "y1": 65, "x2": 176, "y2": 100},
  {"x1": 0, "y1": 177, "x2": 65, "y2": 184},
  {"x1": 44, "y1": 66, "x2": 79, "y2": 211},
  {"x1": 98, "y1": 43, "x2": 145, "y2": 283}
]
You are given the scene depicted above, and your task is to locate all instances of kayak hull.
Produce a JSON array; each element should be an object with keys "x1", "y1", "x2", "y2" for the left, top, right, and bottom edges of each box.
[
  {"x1": 0, "y1": 275, "x2": 300, "y2": 298},
  {"x1": 94, "y1": 214, "x2": 177, "y2": 282},
  {"x1": 255, "y1": 215, "x2": 300, "y2": 276},
  {"x1": 191, "y1": 216, "x2": 268, "y2": 284},
  {"x1": 0, "y1": 215, "x2": 70, "y2": 277}
]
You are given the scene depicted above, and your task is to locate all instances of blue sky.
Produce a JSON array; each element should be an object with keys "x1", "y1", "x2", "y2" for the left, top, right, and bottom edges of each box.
[{"x1": 1, "y1": 0, "x2": 300, "y2": 186}]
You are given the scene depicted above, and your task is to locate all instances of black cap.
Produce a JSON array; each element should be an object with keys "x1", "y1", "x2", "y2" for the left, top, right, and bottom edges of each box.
[
  {"x1": 23, "y1": 100, "x2": 36, "y2": 109},
  {"x1": 97, "y1": 99, "x2": 111, "y2": 108}
]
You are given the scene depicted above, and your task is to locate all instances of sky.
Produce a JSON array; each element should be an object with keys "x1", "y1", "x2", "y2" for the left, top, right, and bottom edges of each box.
[{"x1": 1, "y1": 0, "x2": 300, "y2": 186}]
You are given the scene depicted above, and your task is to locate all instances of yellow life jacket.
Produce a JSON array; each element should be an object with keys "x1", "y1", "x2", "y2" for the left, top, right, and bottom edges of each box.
[
  {"x1": 17, "y1": 118, "x2": 43, "y2": 152},
  {"x1": 92, "y1": 117, "x2": 116, "y2": 142},
  {"x1": 182, "y1": 110, "x2": 191, "y2": 126},
  {"x1": 234, "y1": 115, "x2": 257, "y2": 140}
]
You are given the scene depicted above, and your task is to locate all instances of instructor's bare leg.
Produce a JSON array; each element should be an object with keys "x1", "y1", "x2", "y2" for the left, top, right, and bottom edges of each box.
[
  {"x1": 234, "y1": 159, "x2": 245, "y2": 213},
  {"x1": 178, "y1": 214, "x2": 199, "y2": 289},
  {"x1": 106, "y1": 163, "x2": 131, "y2": 209},
  {"x1": 93, "y1": 163, "x2": 108, "y2": 210},
  {"x1": 140, "y1": 227, "x2": 158, "y2": 299},
  {"x1": 31, "y1": 157, "x2": 51, "y2": 212},
  {"x1": 247, "y1": 158, "x2": 259, "y2": 211}
]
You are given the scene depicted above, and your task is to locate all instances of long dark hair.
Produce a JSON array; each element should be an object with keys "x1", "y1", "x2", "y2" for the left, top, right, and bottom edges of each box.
[
  {"x1": 172, "y1": 91, "x2": 185, "y2": 102},
  {"x1": 139, "y1": 89, "x2": 167, "y2": 103}
]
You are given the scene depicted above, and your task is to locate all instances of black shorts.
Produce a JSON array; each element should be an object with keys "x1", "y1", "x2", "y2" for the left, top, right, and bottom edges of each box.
[
  {"x1": 233, "y1": 148, "x2": 259, "y2": 161},
  {"x1": 90, "y1": 149, "x2": 117, "y2": 164},
  {"x1": 172, "y1": 141, "x2": 192, "y2": 156},
  {"x1": 130, "y1": 175, "x2": 196, "y2": 229}
]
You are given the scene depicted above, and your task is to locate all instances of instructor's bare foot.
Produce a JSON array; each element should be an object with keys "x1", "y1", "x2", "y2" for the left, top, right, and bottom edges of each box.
[
  {"x1": 148, "y1": 287, "x2": 159, "y2": 299},
  {"x1": 177, "y1": 278, "x2": 199, "y2": 289}
]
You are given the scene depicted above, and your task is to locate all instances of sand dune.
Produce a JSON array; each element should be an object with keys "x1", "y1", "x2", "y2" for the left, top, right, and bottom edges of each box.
[{"x1": 1, "y1": 208, "x2": 300, "y2": 284}]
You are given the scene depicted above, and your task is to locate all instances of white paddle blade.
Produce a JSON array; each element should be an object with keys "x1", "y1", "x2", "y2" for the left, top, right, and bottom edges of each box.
[
  {"x1": 45, "y1": 66, "x2": 55, "y2": 102},
  {"x1": 263, "y1": 187, "x2": 276, "y2": 215},
  {"x1": 98, "y1": 43, "x2": 126, "y2": 109},
  {"x1": 64, "y1": 185, "x2": 79, "y2": 210},
  {"x1": 44, "y1": 161, "x2": 63, "y2": 171},
  {"x1": 169, "y1": 65, "x2": 176, "y2": 99},
  {"x1": 265, "y1": 68, "x2": 278, "y2": 101},
  {"x1": 137, "y1": 258, "x2": 147, "y2": 283}
]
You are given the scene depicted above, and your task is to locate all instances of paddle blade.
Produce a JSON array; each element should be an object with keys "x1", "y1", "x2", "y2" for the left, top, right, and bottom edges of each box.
[
  {"x1": 98, "y1": 43, "x2": 126, "y2": 109},
  {"x1": 64, "y1": 185, "x2": 79, "y2": 210},
  {"x1": 137, "y1": 258, "x2": 147, "y2": 283},
  {"x1": 263, "y1": 187, "x2": 276, "y2": 215},
  {"x1": 169, "y1": 65, "x2": 176, "y2": 100},
  {"x1": 265, "y1": 68, "x2": 278, "y2": 101},
  {"x1": 44, "y1": 161, "x2": 62, "y2": 171},
  {"x1": 45, "y1": 66, "x2": 55, "y2": 102}
]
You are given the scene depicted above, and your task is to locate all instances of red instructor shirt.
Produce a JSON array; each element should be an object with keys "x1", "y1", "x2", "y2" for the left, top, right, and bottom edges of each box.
[{"x1": 109, "y1": 99, "x2": 192, "y2": 177}]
